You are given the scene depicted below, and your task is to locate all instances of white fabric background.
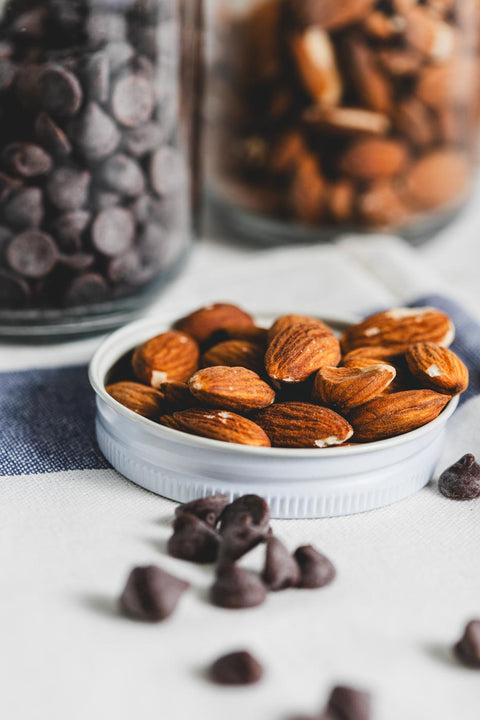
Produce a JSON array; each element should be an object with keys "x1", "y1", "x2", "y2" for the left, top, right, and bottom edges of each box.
[{"x1": 1, "y1": 186, "x2": 480, "y2": 719}]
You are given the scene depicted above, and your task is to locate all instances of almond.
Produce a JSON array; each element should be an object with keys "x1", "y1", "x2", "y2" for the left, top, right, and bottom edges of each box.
[
  {"x1": 157, "y1": 381, "x2": 197, "y2": 410},
  {"x1": 265, "y1": 322, "x2": 341, "y2": 383},
  {"x1": 174, "y1": 303, "x2": 254, "y2": 345},
  {"x1": 393, "y1": 98, "x2": 436, "y2": 149},
  {"x1": 357, "y1": 180, "x2": 410, "y2": 229},
  {"x1": 341, "y1": 307, "x2": 454, "y2": 353},
  {"x1": 202, "y1": 340, "x2": 266, "y2": 375},
  {"x1": 289, "y1": 151, "x2": 326, "y2": 223},
  {"x1": 169, "y1": 408, "x2": 271, "y2": 447},
  {"x1": 132, "y1": 331, "x2": 199, "y2": 387},
  {"x1": 106, "y1": 381, "x2": 166, "y2": 420},
  {"x1": 254, "y1": 402, "x2": 353, "y2": 448},
  {"x1": 304, "y1": 106, "x2": 390, "y2": 137},
  {"x1": 339, "y1": 138, "x2": 408, "y2": 181},
  {"x1": 327, "y1": 180, "x2": 355, "y2": 224},
  {"x1": 270, "y1": 131, "x2": 307, "y2": 175},
  {"x1": 348, "y1": 390, "x2": 451, "y2": 441},
  {"x1": 343, "y1": 36, "x2": 393, "y2": 114},
  {"x1": 158, "y1": 414, "x2": 183, "y2": 431},
  {"x1": 267, "y1": 314, "x2": 333, "y2": 344},
  {"x1": 405, "y1": 342, "x2": 469, "y2": 395},
  {"x1": 416, "y1": 59, "x2": 476, "y2": 109},
  {"x1": 342, "y1": 345, "x2": 404, "y2": 364},
  {"x1": 394, "y1": 0, "x2": 455, "y2": 60},
  {"x1": 189, "y1": 366, "x2": 275, "y2": 412},
  {"x1": 285, "y1": 0, "x2": 377, "y2": 32},
  {"x1": 312, "y1": 364, "x2": 396, "y2": 412},
  {"x1": 209, "y1": 324, "x2": 268, "y2": 346},
  {"x1": 363, "y1": 11, "x2": 406, "y2": 40},
  {"x1": 289, "y1": 27, "x2": 342, "y2": 106},
  {"x1": 403, "y1": 150, "x2": 470, "y2": 211}
]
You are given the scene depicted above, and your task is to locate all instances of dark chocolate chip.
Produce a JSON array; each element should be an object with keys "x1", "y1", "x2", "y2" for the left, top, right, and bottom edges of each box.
[
  {"x1": 6, "y1": 231, "x2": 58, "y2": 279},
  {"x1": 209, "y1": 650, "x2": 264, "y2": 685},
  {"x1": 2, "y1": 142, "x2": 52, "y2": 178},
  {"x1": 40, "y1": 64, "x2": 83, "y2": 118},
  {"x1": 0, "y1": 173, "x2": 22, "y2": 203},
  {"x1": 70, "y1": 102, "x2": 121, "y2": 161},
  {"x1": 0, "y1": 42, "x2": 13, "y2": 60},
  {"x1": 111, "y1": 73, "x2": 155, "y2": 128},
  {"x1": 438, "y1": 454, "x2": 480, "y2": 500},
  {"x1": 0, "y1": 269, "x2": 30, "y2": 308},
  {"x1": 11, "y1": 6, "x2": 48, "y2": 39},
  {"x1": 129, "y1": 24, "x2": 157, "y2": 59},
  {"x1": 99, "y1": 153, "x2": 145, "y2": 197},
  {"x1": 137, "y1": 222, "x2": 165, "y2": 266},
  {"x1": 59, "y1": 253, "x2": 95, "y2": 272},
  {"x1": 122, "y1": 123, "x2": 165, "y2": 157},
  {"x1": 63, "y1": 273, "x2": 109, "y2": 307},
  {"x1": 13, "y1": 64, "x2": 43, "y2": 111},
  {"x1": 3, "y1": 187, "x2": 44, "y2": 230},
  {"x1": 220, "y1": 494, "x2": 270, "y2": 533},
  {"x1": 105, "y1": 41, "x2": 135, "y2": 74},
  {"x1": 119, "y1": 564, "x2": 189, "y2": 622},
  {"x1": 294, "y1": 545, "x2": 336, "y2": 589},
  {"x1": 53, "y1": 210, "x2": 91, "y2": 254},
  {"x1": 129, "y1": 194, "x2": 150, "y2": 224},
  {"x1": 211, "y1": 565, "x2": 267, "y2": 609},
  {"x1": 454, "y1": 619, "x2": 480, "y2": 667},
  {"x1": 83, "y1": 52, "x2": 110, "y2": 104},
  {"x1": 85, "y1": 12, "x2": 127, "y2": 47},
  {"x1": 262, "y1": 536, "x2": 300, "y2": 590},
  {"x1": 35, "y1": 113, "x2": 72, "y2": 158},
  {"x1": 219, "y1": 512, "x2": 268, "y2": 564},
  {"x1": 160, "y1": 382, "x2": 197, "y2": 410},
  {"x1": 92, "y1": 207, "x2": 135, "y2": 257},
  {"x1": 0, "y1": 60, "x2": 16, "y2": 92},
  {"x1": 175, "y1": 494, "x2": 230, "y2": 527},
  {"x1": 150, "y1": 146, "x2": 184, "y2": 197},
  {"x1": 46, "y1": 167, "x2": 90, "y2": 211},
  {"x1": 167, "y1": 512, "x2": 220, "y2": 564},
  {"x1": 92, "y1": 190, "x2": 120, "y2": 211},
  {"x1": 327, "y1": 685, "x2": 372, "y2": 720},
  {"x1": 107, "y1": 250, "x2": 144, "y2": 285}
]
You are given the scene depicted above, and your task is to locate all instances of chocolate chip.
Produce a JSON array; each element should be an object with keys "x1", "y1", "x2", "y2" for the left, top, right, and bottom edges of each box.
[
  {"x1": 122, "y1": 122, "x2": 165, "y2": 157},
  {"x1": 211, "y1": 565, "x2": 267, "y2": 609},
  {"x1": 3, "y1": 187, "x2": 44, "y2": 230},
  {"x1": 40, "y1": 64, "x2": 83, "y2": 118},
  {"x1": 112, "y1": 73, "x2": 155, "y2": 127},
  {"x1": 119, "y1": 564, "x2": 189, "y2": 622},
  {"x1": 70, "y1": 102, "x2": 120, "y2": 161},
  {"x1": 53, "y1": 210, "x2": 91, "y2": 254},
  {"x1": 34, "y1": 113, "x2": 72, "y2": 158},
  {"x1": 0, "y1": 269, "x2": 30, "y2": 308},
  {"x1": 167, "y1": 512, "x2": 220, "y2": 564},
  {"x1": 219, "y1": 512, "x2": 268, "y2": 564},
  {"x1": 63, "y1": 273, "x2": 109, "y2": 307},
  {"x1": 0, "y1": 60, "x2": 16, "y2": 92},
  {"x1": 82, "y1": 52, "x2": 110, "y2": 104},
  {"x1": 6, "y1": 231, "x2": 58, "y2": 279},
  {"x1": 11, "y1": 6, "x2": 47, "y2": 39},
  {"x1": 85, "y1": 11, "x2": 127, "y2": 47},
  {"x1": 454, "y1": 619, "x2": 480, "y2": 667},
  {"x1": 99, "y1": 153, "x2": 145, "y2": 197},
  {"x1": 209, "y1": 650, "x2": 264, "y2": 685},
  {"x1": 0, "y1": 172, "x2": 21, "y2": 203},
  {"x1": 107, "y1": 250, "x2": 143, "y2": 285},
  {"x1": 129, "y1": 194, "x2": 150, "y2": 224},
  {"x1": 438, "y1": 454, "x2": 480, "y2": 500},
  {"x1": 262, "y1": 536, "x2": 300, "y2": 590},
  {"x1": 2, "y1": 142, "x2": 52, "y2": 178},
  {"x1": 220, "y1": 494, "x2": 270, "y2": 533},
  {"x1": 13, "y1": 64, "x2": 43, "y2": 111},
  {"x1": 105, "y1": 41, "x2": 135, "y2": 74},
  {"x1": 327, "y1": 686, "x2": 372, "y2": 720},
  {"x1": 60, "y1": 253, "x2": 95, "y2": 272},
  {"x1": 294, "y1": 545, "x2": 336, "y2": 589},
  {"x1": 92, "y1": 190, "x2": 120, "y2": 212},
  {"x1": 47, "y1": 167, "x2": 90, "y2": 211},
  {"x1": 150, "y1": 146, "x2": 184, "y2": 197},
  {"x1": 175, "y1": 494, "x2": 230, "y2": 527},
  {"x1": 92, "y1": 207, "x2": 135, "y2": 257}
]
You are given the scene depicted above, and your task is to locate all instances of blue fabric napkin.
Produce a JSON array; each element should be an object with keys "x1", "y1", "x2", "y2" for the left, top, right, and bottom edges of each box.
[{"x1": 1, "y1": 294, "x2": 479, "y2": 477}]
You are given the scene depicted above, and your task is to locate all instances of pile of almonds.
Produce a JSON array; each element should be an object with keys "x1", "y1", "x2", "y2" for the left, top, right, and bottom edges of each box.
[
  {"x1": 207, "y1": 0, "x2": 480, "y2": 231},
  {"x1": 106, "y1": 301, "x2": 468, "y2": 447}
]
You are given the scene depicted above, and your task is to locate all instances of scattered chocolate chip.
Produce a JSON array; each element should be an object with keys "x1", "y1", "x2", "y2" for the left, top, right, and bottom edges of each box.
[
  {"x1": 0, "y1": 269, "x2": 30, "y2": 308},
  {"x1": 219, "y1": 512, "x2": 268, "y2": 564},
  {"x1": 111, "y1": 73, "x2": 155, "y2": 127},
  {"x1": 91, "y1": 207, "x2": 135, "y2": 257},
  {"x1": 2, "y1": 142, "x2": 52, "y2": 178},
  {"x1": 63, "y1": 273, "x2": 109, "y2": 307},
  {"x1": 262, "y1": 536, "x2": 300, "y2": 590},
  {"x1": 220, "y1": 494, "x2": 270, "y2": 532},
  {"x1": 211, "y1": 564, "x2": 268, "y2": 609},
  {"x1": 454, "y1": 619, "x2": 480, "y2": 667},
  {"x1": 438, "y1": 454, "x2": 480, "y2": 500},
  {"x1": 167, "y1": 512, "x2": 220, "y2": 564},
  {"x1": 209, "y1": 650, "x2": 264, "y2": 685},
  {"x1": 3, "y1": 187, "x2": 44, "y2": 230},
  {"x1": 6, "y1": 231, "x2": 58, "y2": 279},
  {"x1": 175, "y1": 494, "x2": 230, "y2": 527},
  {"x1": 294, "y1": 545, "x2": 336, "y2": 589},
  {"x1": 119, "y1": 564, "x2": 189, "y2": 622},
  {"x1": 47, "y1": 166, "x2": 90, "y2": 211},
  {"x1": 70, "y1": 102, "x2": 121, "y2": 161},
  {"x1": 327, "y1": 685, "x2": 372, "y2": 720},
  {"x1": 99, "y1": 153, "x2": 145, "y2": 197},
  {"x1": 34, "y1": 112, "x2": 72, "y2": 158},
  {"x1": 40, "y1": 64, "x2": 83, "y2": 117}
]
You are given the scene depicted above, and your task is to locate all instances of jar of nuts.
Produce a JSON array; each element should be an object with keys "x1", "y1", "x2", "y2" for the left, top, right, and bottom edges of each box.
[
  {"x1": 205, "y1": 0, "x2": 480, "y2": 242},
  {"x1": 0, "y1": 0, "x2": 203, "y2": 338}
]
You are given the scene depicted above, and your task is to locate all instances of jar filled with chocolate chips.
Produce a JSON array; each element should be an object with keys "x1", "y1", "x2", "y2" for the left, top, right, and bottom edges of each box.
[
  {"x1": 205, "y1": 0, "x2": 480, "y2": 242},
  {"x1": 0, "y1": 0, "x2": 203, "y2": 337}
]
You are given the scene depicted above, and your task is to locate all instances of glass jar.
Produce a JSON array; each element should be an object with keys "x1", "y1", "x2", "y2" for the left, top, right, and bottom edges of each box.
[
  {"x1": 0, "y1": 0, "x2": 202, "y2": 339},
  {"x1": 205, "y1": 0, "x2": 480, "y2": 244}
]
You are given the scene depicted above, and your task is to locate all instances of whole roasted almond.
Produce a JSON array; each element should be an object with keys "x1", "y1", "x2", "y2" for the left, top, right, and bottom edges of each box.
[
  {"x1": 157, "y1": 381, "x2": 197, "y2": 409},
  {"x1": 209, "y1": 325, "x2": 268, "y2": 347},
  {"x1": 416, "y1": 59, "x2": 476, "y2": 109},
  {"x1": 348, "y1": 390, "x2": 451, "y2": 441},
  {"x1": 405, "y1": 342, "x2": 469, "y2": 395},
  {"x1": 304, "y1": 105, "x2": 390, "y2": 137},
  {"x1": 357, "y1": 180, "x2": 410, "y2": 229},
  {"x1": 265, "y1": 323, "x2": 341, "y2": 383},
  {"x1": 158, "y1": 414, "x2": 183, "y2": 431},
  {"x1": 132, "y1": 331, "x2": 199, "y2": 387},
  {"x1": 312, "y1": 364, "x2": 396, "y2": 413},
  {"x1": 339, "y1": 138, "x2": 408, "y2": 181},
  {"x1": 267, "y1": 314, "x2": 334, "y2": 344},
  {"x1": 270, "y1": 131, "x2": 307, "y2": 175},
  {"x1": 343, "y1": 36, "x2": 393, "y2": 114},
  {"x1": 403, "y1": 150, "x2": 470, "y2": 211},
  {"x1": 174, "y1": 303, "x2": 254, "y2": 345},
  {"x1": 342, "y1": 345, "x2": 404, "y2": 364},
  {"x1": 327, "y1": 180, "x2": 355, "y2": 224},
  {"x1": 289, "y1": 28, "x2": 342, "y2": 106},
  {"x1": 189, "y1": 366, "x2": 275, "y2": 412},
  {"x1": 393, "y1": 98, "x2": 436, "y2": 149},
  {"x1": 106, "y1": 381, "x2": 167, "y2": 420},
  {"x1": 202, "y1": 340, "x2": 266, "y2": 375},
  {"x1": 289, "y1": 151, "x2": 326, "y2": 223},
  {"x1": 341, "y1": 307, "x2": 455, "y2": 353},
  {"x1": 255, "y1": 401, "x2": 353, "y2": 448},
  {"x1": 171, "y1": 408, "x2": 271, "y2": 447},
  {"x1": 377, "y1": 48, "x2": 423, "y2": 78},
  {"x1": 285, "y1": 0, "x2": 376, "y2": 32},
  {"x1": 394, "y1": 0, "x2": 455, "y2": 61}
]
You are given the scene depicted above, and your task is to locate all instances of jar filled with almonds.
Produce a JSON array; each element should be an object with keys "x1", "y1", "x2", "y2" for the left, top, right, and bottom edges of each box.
[{"x1": 205, "y1": 0, "x2": 480, "y2": 241}]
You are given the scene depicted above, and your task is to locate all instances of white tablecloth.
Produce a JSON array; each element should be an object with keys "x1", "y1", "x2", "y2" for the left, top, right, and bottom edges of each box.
[{"x1": 1, "y1": 189, "x2": 480, "y2": 720}]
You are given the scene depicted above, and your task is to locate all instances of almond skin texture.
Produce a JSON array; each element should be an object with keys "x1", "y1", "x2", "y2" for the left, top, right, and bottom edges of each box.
[
  {"x1": 189, "y1": 366, "x2": 275, "y2": 412},
  {"x1": 202, "y1": 340, "x2": 266, "y2": 375},
  {"x1": 267, "y1": 314, "x2": 334, "y2": 344},
  {"x1": 312, "y1": 364, "x2": 396, "y2": 413},
  {"x1": 106, "y1": 381, "x2": 166, "y2": 420},
  {"x1": 254, "y1": 402, "x2": 353, "y2": 448},
  {"x1": 265, "y1": 323, "x2": 341, "y2": 383},
  {"x1": 348, "y1": 390, "x2": 451, "y2": 441},
  {"x1": 173, "y1": 303, "x2": 254, "y2": 345},
  {"x1": 132, "y1": 331, "x2": 200, "y2": 387},
  {"x1": 170, "y1": 408, "x2": 271, "y2": 447},
  {"x1": 341, "y1": 307, "x2": 454, "y2": 353},
  {"x1": 405, "y1": 342, "x2": 469, "y2": 395}
]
